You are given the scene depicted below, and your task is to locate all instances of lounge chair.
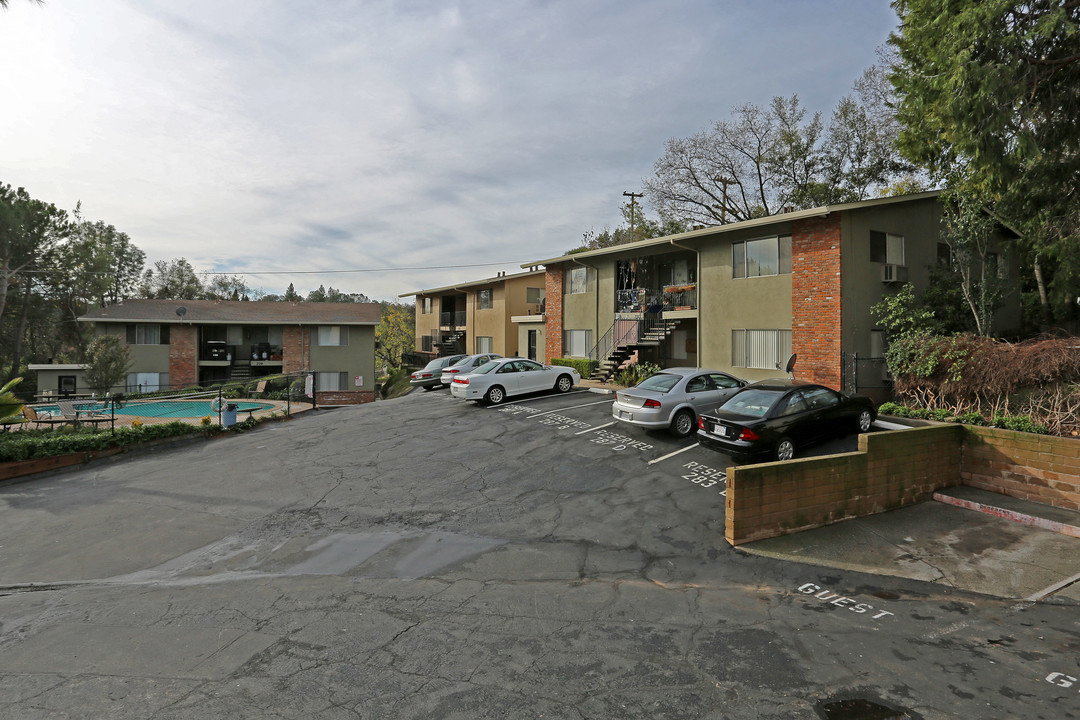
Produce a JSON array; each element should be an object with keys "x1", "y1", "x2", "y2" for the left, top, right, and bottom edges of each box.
[
  {"x1": 57, "y1": 400, "x2": 111, "y2": 430},
  {"x1": 22, "y1": 406, "x2": 70, "y2": 429}
]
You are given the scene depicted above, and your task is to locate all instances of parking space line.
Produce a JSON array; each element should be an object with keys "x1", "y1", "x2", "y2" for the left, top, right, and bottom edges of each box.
[
  {"x1": 490, "y1": 390, "x2": 591, "y2": 405},
  {"x1": 648, "y1": 443, "x2": 701, "y2": 465},
  {"x1": 577, "y1": 421, "x2": 615, "y2": 435},
  {"x1": 529, "y1": 399, "x2": 614, "y2": 418},
  {"x1": 1024, "y1": 570, "x2": 1080, "y2": 604}
]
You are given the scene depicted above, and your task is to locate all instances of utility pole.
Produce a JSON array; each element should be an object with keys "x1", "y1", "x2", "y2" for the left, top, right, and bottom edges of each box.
[
  {"x1": 622, "y1": 191, "x2": 645, "y2": 237},
  {"x1": 713, "y1": 177, "x2": 734, "y2": 223}
]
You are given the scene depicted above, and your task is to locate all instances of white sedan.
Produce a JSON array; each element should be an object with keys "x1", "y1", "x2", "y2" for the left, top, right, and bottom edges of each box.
[{"x1": 450, "y1": 358, "x2": 580, "y2": 404}]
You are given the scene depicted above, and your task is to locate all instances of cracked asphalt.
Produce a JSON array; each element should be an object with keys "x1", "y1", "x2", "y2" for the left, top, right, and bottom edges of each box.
[{"x1": 0, "y1": 388, "x2": 1077, "y2": 719}]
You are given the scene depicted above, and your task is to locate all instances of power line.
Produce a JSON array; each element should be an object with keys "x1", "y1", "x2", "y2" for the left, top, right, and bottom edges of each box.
[{"x1": 21, "y1": 260, "x2": 522, "y2": 277}]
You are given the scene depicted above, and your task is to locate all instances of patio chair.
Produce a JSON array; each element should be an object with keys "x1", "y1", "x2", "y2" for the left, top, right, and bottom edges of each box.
[
  {"x1": 22, "y1": 406, "x2": 70, "y2": 430},
  {"x1": 254, "y1": 380, "x2": 268, "y2": 397},
  {"x1": 57, "y1": 400, "x2": 111, "y2": 430}
]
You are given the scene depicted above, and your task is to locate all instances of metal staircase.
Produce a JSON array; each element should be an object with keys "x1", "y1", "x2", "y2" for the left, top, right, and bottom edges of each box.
[
  {"x1": 589, "y1": 313, "x2": 680, "y2": 382},
  {"x1": 438, "y1": 330, "x2": 465, "y2": 356}
]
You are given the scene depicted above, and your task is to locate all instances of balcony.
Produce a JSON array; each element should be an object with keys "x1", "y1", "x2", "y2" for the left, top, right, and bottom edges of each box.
[
  {"x1": 440, "y1": 310, "x2": 467, "y2": 328},
  {"x1": 616, "y1": 284, "x2": 697, "y2": 314}
]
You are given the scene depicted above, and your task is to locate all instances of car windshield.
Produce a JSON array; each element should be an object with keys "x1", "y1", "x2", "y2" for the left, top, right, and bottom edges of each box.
[
  {"x1": 423, "y1": 359, "x2": 446, "y2": 371},
  {"x1": 636, "y1": 373, "x2": 681, "y2": 393},
  {"x1": 471, "y1": 361, "x2": 499, "y2": 375},
  {"x1": 718, "y1": 389, "x2": 784, "y2": 418}
]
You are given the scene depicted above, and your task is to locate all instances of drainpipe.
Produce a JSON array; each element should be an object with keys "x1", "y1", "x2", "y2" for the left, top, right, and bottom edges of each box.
[{"x1": 670, "y1": 237, "x2": 701, "y2": 368}]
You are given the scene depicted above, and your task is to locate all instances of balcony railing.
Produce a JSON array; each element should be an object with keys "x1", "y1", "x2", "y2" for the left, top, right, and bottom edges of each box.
[
  {"x1": 440, "y1": 310, "x2": 468, "y2": 327},
  {"x1": 616, "y1": 284, "x2": 697, "y2": 313}
]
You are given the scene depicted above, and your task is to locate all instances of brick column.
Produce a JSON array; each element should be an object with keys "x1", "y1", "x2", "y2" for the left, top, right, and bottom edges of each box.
[
  {"x1": 169, "y1": 324, "x2": 198, "y2": 388},
  {"x1": 791, "y1": 215, "x2": 843, "y2": 388},
  {"x1": 283, "y1": 326, "x2": 309, "y2": 372},
  {"x1": 544, "y1": 265, "x2": 563, "y2": 362}
]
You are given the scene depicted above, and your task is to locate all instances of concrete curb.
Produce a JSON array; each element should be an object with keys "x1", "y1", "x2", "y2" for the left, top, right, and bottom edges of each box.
[{"x1": 933, "y1": 491, "x2": 1080, "y2": 539}]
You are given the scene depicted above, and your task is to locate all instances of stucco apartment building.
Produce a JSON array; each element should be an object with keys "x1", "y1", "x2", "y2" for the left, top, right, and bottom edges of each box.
[
  {"x1": 524, "y1": 191, "x2": 1020, "y2": 392},
  {"x1": 403, "y1": 269, "x2": 548, "y2": 360},
  {"x1": 68, "y1": 299, "x2": 381, "y2": 404}
]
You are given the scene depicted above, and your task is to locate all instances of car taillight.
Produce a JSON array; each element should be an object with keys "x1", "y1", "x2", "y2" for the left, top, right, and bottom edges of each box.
[
  {"x1": 643, "y1": 399, "x2": 661, "y2": 408},
  {"x1": 447, "y1": 369, "x2": 459, "y2": 374},
  {"x1": 738, "y1": 428, "x2": 759, "y2": 441},
  {"x1": 421, "y1": 372, "x2": 433, "y2": 378},
  {"x1": 453, "y1": 377, "x2": 469, "y2": 385},
  {"x1": 698, "y1": 416, "x2": 706, "y2": 429}
]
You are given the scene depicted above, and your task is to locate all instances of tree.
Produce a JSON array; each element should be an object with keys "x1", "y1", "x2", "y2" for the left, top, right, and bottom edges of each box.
[
  {"x1": 0, "y1": 1, "x2": 45, "y2": 8},
  {"x1": 83, "y1": 335, "x2": 133, "y2": 394},
  {"x1": 569, "y1": 198, "x2": 688, "y2": 255},
  {"x1": 283, "y1": 283, "x2": 302, "y2": 302},
  {"x1": 0, "y1": 377, "x2": 23, "y2": 422},
  {"x1": 645, "y1": 80, "x2": 910, "y2": 227},
  {"x1": 0, "y1": 183, "x2": 69, "y2": 326},
  {"x1": 890, "y1": 0, "x2": 1080, "y2": 329},
  {"x1": 137, "y1": 258, "x2": 204, "y2": 299},
  {"x1": 204, "y1": 274, "x2": 252, "y2": 301},
  {"x1": 940, "y1": 190, "x2": 1010, "y2": 336},
  {"x1": 376, "y1": 302, "x2": 414, "y2": 369}
]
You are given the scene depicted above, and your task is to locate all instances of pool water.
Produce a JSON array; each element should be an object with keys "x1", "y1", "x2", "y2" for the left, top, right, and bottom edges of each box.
[{"x1": 36, "y1": 400, "x2": 274, "y2": 419}]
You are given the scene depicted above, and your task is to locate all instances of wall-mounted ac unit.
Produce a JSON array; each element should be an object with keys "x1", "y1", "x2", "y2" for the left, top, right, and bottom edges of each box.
[{"x1": 881, "y1": 264, "x2": 908, "y2": 283}]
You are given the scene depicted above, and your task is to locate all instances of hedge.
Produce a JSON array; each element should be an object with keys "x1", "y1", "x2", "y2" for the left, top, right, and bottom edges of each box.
[
  {"x1": 0, "y1": 422, "x2": 211, "y2": 463},
  {"x1": 551, "y1": 357, "x2": 597, "y2": 378}
]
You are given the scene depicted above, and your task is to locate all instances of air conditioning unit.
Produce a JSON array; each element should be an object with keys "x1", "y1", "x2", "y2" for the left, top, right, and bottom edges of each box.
[{"x1": 881, "y1": 264, "x2": 908, "y2": 283}]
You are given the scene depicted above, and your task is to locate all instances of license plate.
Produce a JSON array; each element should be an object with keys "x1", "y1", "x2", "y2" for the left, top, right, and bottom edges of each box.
[{"x1": 620, "y1": 411, "x2": 632, "y2": 421}]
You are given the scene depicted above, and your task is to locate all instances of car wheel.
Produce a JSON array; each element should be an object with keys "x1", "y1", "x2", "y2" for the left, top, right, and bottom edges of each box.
[
  {"x1": 775, "y1": 437, "x2": 795, "y2": 461},
  {"x1": 857, "y1": 409, "x2": 873, "y2": 433},
  {"x1": 423, "y1": 384, "x2": 438, "y2": 391},
  {"x1": 669, "y1": 409, "x2": 695, "y2": 438},
  {"x1": 555, "y1": 374, "x2": 574, "y2": 393},
  {"x1": 485, "y1": 385, "x2": 506, "y2": 405}
]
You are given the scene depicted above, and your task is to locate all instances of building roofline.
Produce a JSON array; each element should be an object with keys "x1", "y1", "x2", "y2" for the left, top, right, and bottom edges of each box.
[
  {"x1": 520, "y1": 190, "x2": 942, "y2": 267},
  {"x1": 399, "y1": 267, "x2": 545, "y2": 298}
]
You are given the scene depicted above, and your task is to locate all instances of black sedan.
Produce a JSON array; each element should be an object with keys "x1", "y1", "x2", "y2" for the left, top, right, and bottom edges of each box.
[{"x1": 697, "y1": 378, "x2": 876, "y2": 463}]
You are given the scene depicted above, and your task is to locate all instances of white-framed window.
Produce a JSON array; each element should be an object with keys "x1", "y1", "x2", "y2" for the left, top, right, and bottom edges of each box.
[
  {"x1": 526, "y1": 287, "x2": 545, "y2": 304},
  {"x1": 316, "y1": 371, "x2": 348, "y2": 391},
  {"x1": 317, "y1": 326, "x2": 349, "y2": 346},
  {"x1": 731, "y1": 329, "x2": 792, "y2": 369},
  {"x1": 566, "y1": 266, "x2": 591, "y2": 294},
  {"x1": 127, "y1": 323, "x2": 168, "y2": 345},
  {"x1": 127, "y1": 372, "x2": 169, "y2": 393},
  {"x1": 477, "y1": 289, "x2": 493, "y2": 310},
  {"x1": 870, "y1": 231, "x2": 905, "y2": 265},
  {"x1": 563, "y1": 329, "x2": 592, "y2": 358},
  {"x1": 476, "y1": 336, "x2": 494, "y2": 354},
  {"x1": 732, "y1": 236, "x2": 792, "y2": 278},
  {"x1": 421, "y1": 297, "x2": 433, "y2": 314}
]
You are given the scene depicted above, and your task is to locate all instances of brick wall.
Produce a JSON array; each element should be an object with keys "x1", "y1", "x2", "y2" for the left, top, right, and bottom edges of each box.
[
  {"x1": 544, "y1": 264, "x2": 564, "y2": 362},
  {"x1": 315, "y1": 390, "x2": 375, "y2": 405},
  {"x1": 283, "y1": 326, "x2": 309, "y2": 372},
  {"x1": 962, "y1": 427, "x2": 1080, "y2": 511},
  {"x1": 726, "y1": 425, "x2": 962, "y2": 545},
  {"x1": 791, "y1": 215, "x2": 843, "y2": 388},
  {"x1": 169, "y1": 324, "x2": 198, "y2": 388}
]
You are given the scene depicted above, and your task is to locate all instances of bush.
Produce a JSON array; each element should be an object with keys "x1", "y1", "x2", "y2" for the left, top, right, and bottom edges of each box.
[
  {"x1": 0, "y1": 422, "x2": 209, "y2": 463},
  {"x1": 613, "y1": 362, "x2": 661, "y2": 387},
  {"x1": 551, "y1": 358, "x2": 597, "y2": 378}
]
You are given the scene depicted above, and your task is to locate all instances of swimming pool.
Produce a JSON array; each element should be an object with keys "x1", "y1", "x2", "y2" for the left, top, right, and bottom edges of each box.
[{"x1": 36, "y1": 400, "x2": 275, "y2": 419}]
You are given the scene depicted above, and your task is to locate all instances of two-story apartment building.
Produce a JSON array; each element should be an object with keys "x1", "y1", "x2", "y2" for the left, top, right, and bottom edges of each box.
[
  {"x1": 524, "y1": 191, "x2": 1021, "y2": 392},
  {"x1": 403, "y1": 268, "x2": 547, "y2": 360},
  {"x1": 74, "y1": 299, "x2": 381, "y2": 404}
]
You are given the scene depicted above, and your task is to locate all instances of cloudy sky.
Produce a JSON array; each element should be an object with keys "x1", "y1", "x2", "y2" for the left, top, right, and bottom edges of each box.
[{"x1": 0, "y1": 0, "x2": 899, "y2": 302}]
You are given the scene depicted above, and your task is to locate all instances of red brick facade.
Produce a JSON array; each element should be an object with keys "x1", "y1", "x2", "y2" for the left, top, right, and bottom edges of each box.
[
  {"x1": 791, "y1": 215, "x2": 843, "y2": 388},
  {"x1": 168, "y1": 324, "x2": 198, "y2": 388},
  {"x1": 282, "y1": 326, "x2": 309, "y2": 372},
  {"x1": 544, "y1": 265, "x2": 564, "y2": 362},
  {"x1": 316, "y1": 390, "x2": 376, "y2": 405}
]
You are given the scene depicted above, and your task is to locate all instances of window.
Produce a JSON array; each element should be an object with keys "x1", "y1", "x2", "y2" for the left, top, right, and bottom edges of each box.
[
  {"x1": 317, "y1": 326, "x2": 349, "y2": 346},
  {"x1": 477, "y1": 289, "x2": 493, "y2": 310},
  {"x1": 316, "y1": 371, "x2": 348, "y2": 391},
  {"x1": 732, "y1": 236, "x2": 792, "y2": 278},
  {"x1": 563, "y1": 329, "x2": 592, "y2": 357},
  {"x1": 421, "y1": 297, "x2": 432, "y2": 314},
  {"x1": 59, "y1": 376, "x2": 76, "y2": 396},
  {"x1": 870, "y1": 231, "x2": 905, "y2": 265},
  {"x1": 526, "y1": 287, "x2": 545, "y2": 304},
  {"x1": 987, "y1": 252, "x2": 1007, "y2": 279},
  {"x1": 127, "y1": 372, "x2": 168, "y2": 393},
  {"x1": 126, "y1": 323, "x2": 168, "y2": 345},
  {"x1": 476, "y1": 336, "x2": 493, "y2": 354},
  {"x1": 421, "y1": 335, "x2": 433, "y2": 352},
  {"x1": 731, "y1": 329, "x2": 792, "y2": 369},
  {"x1": 937, "y1": 243, "x2": 952, "y2": 267},
  {"x1": 567, "y1": 266, "x2": 591, "y2": 294}
]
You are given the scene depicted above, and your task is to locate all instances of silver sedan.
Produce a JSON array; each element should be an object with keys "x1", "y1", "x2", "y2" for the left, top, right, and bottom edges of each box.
[
  {"x1": 611, "y1": 367, "x2": 746, "y2": 437},
  {"x1": 439, "y1": 353, "x2": 502, "y2": 386}
]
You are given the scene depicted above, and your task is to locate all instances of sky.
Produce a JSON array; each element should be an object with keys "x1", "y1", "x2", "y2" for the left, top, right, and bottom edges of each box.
[{"x1": 0, "y1": 0, "x2": 900, "y2": 302}]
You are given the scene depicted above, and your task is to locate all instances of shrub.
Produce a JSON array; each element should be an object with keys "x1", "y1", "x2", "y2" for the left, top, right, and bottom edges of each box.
[
  {"x1": 551, "y1": 358, "x2": 597, "y2": 378},
  {"x1": 613, "y1": 362, "x2": 661, "y2": 387},
  {"x1": 0, "y1": 422, "x2": 207, "y2": 463}
]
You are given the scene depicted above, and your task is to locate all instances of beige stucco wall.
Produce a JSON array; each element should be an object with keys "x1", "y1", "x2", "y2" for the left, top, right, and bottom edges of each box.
[
  {"x1": 413, "y1": 294, "x2": 441, "y2": 351},
  {"x1": 562, "y1": 265, "x2": 599, "y2": 355},
  {"x1": 697, "y1": 225, "x2": 794, "y2": 380},
  {"x1": 308, "y1": 325, "x2": 376, "y2": 392},
  {"x1": 98, "y1": 323, "x2": 170, "y2": 373},
  {"x1": 516, "y1": 321, "x2": 545, "y2": 361}
]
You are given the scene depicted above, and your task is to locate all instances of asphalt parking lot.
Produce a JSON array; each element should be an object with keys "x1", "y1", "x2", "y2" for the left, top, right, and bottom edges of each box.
[{"x1": 0, "y1": 385, "x2": 1077, "y2": 719}]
